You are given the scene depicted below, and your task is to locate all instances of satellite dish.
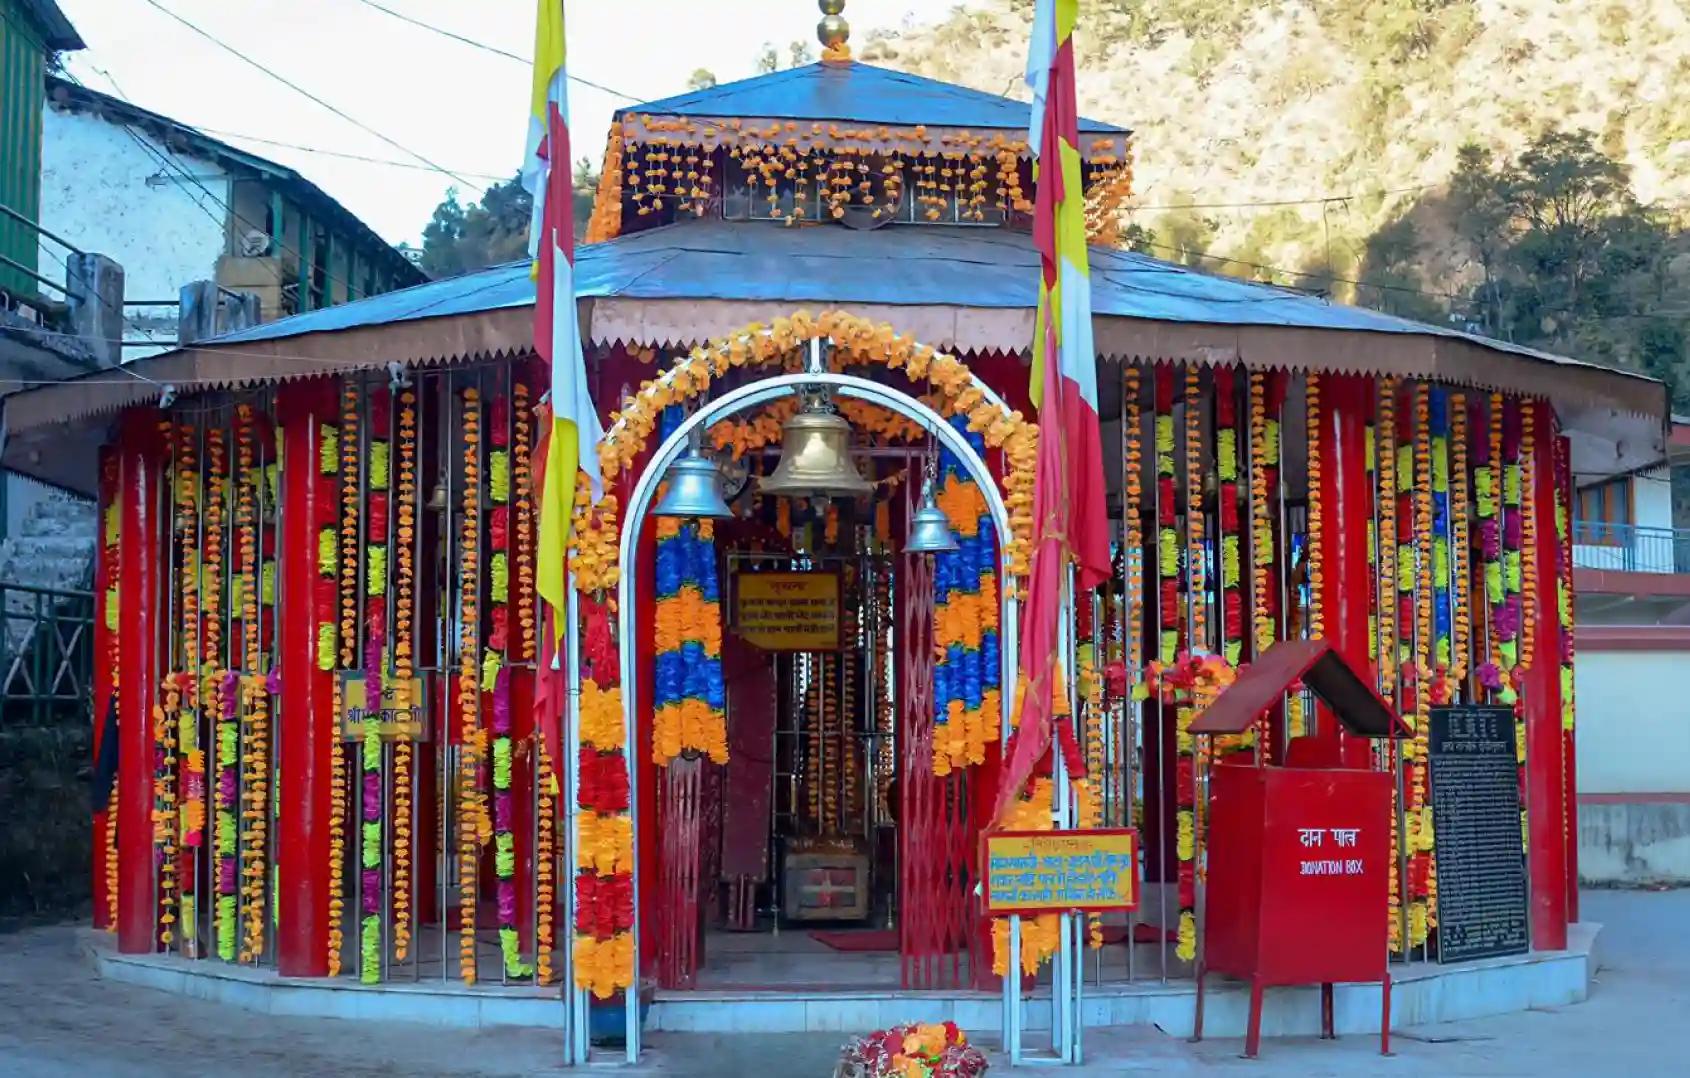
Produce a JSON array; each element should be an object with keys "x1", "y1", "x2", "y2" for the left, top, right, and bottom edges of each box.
[{"x1": 239, "y1": 229, "x2": 271, "y2": 257}]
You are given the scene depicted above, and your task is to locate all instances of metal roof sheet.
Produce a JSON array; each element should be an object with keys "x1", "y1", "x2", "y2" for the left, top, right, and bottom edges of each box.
[
  {"x1": 208, "y1": 218, "x2": 1636, "y2": 372},
  {"x1": 617, "y1": 61, "x2": 1127, "y2": 136}
]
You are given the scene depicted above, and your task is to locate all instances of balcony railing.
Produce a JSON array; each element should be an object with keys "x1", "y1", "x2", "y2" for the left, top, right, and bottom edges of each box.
[
  {"x1": 0, "y1": 582, "x2": 94, "y2": 727},
  {"x1": 1571, "y1": 521, "x2": 1690, "y2": 575}
]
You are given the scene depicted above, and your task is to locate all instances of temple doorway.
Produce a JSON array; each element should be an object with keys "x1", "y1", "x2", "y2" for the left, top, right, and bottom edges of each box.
[{"x1": 649, "y1": 399, "x2": 1001, "y2": 993}]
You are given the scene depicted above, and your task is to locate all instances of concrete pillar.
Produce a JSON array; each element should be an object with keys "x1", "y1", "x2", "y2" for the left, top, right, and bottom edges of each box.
[
  {"x1": 179, "y1": 281, "x2": 262, "y2": 345},
  {"x1": 65, "y1": 252, "x2": 124, "y2": 367}
]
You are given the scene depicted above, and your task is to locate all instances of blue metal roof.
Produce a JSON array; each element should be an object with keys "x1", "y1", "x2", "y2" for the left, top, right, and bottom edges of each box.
[
  {"x1": 211, "y1": 218, "x2": 1518, "y2": 348},
  {"x1": 617, "y1": 61, "x2": 1127, "y2": 136}
]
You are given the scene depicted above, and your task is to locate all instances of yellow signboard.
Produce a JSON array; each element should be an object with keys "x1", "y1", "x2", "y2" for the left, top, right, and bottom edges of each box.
[
  {"x1": 983, "y1": 829, "x2": 1139, "y2": 914},
  {"x1": 337, "y1": 674, "x2": 430, "y2": 740},
  {"x1": 733, "y1": 571, "x2": 841, "y2": 651}
]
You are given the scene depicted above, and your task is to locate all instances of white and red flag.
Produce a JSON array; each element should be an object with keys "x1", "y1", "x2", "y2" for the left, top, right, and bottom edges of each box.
[
  {"x1": 524, "y1": 0, "x2": 602, "y2": 771},
  {"x1": 993, "y1": 0, "x2": 1111, "y2": 823}
]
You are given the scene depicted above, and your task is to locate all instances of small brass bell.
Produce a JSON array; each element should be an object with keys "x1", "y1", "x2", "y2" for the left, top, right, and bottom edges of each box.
[
  {"x1": 655, "y1": 433, "x2": 733, "y2": 519},
  {"x1": 759, "y1": 389, "x2": 872, "y2": 499},
  {"x1": 905, "y1": 474, "x2": 958, "y2": 554}
]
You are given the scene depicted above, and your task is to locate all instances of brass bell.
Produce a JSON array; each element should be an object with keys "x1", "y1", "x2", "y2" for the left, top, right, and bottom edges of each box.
[
  {"x1": 655, "y1": 434, "x2": 733, "y2": 519},
  {"x1": 905, "y1": 475, "x2": 958, "y2": 554},
  {"x1": 759, "y1": 390, "x2": 872, "y2": 499}
]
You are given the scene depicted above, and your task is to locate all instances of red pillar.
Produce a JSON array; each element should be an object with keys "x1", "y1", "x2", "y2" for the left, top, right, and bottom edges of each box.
[
  {"x1": 92, "y1": 449, "x2": 116, "y2": 932},
  {"x1": 116, "y1": 414, "x2": 163, "y2": 953},
  {"x1": 276, "y1": 380, "x2": 338, "y2": 976},
  {"x1": 1525, "y1": 402, "x2": 1569, "y2": 950},
  {"x1": 1310, "y1": 374, "x2": 1373, "y2": 769}
]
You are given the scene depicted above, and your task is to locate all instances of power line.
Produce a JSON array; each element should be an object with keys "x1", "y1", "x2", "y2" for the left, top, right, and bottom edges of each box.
[
  {"x1": 138, "y1": 0, "x2": 486, "y2": 193},
  {"x1": 348, "y1": 0, "x2": 641, "y2": 102},
  {"x1": 1125, "y1": 184, "x2": 1440, "y2": 212},
  {"x1": 191, "y1": 126, "x2": 511, "y2": 181}
]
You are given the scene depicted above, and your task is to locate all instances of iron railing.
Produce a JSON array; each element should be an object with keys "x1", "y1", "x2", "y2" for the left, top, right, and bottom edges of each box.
[
  {"x1": 1571, "y1": 521, "x2": 1690, "y2": 575},
  {"x1": 0, "y1": 582, "x2": 95, "y2": 726}
]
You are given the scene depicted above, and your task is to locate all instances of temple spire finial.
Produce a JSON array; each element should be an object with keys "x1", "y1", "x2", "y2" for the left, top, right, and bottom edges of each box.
[{"x1": 818, "y1": 0, "x2": 851, "y2": 63}]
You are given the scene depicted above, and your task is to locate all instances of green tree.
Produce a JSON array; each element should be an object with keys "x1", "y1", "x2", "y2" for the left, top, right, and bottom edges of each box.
[
  {"x1": 420, "y1": 162, "x2": 599, "y2": 279},
  {"x1": 1448, "y1": 143, "x2": 1514, "y2": 336}
]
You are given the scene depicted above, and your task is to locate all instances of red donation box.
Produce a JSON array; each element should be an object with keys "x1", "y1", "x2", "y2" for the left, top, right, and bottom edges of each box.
[{"x1": 1189, "y1": 639, "x2": 1408, "y2": 1058}]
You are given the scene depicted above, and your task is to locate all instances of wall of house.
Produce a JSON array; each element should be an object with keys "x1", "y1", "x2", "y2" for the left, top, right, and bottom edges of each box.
[
  {"x1": 1575, "y1": 646, "x2": 1690, "y2": 884},
  {"x1": 37, "y1": 105, "x2": 230, "y2": 357}
]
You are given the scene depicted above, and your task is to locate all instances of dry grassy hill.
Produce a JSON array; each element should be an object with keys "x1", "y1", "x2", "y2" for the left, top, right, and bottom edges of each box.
[{"x1": 862, "y1": 0, "x2": 1690, "y2": 308}]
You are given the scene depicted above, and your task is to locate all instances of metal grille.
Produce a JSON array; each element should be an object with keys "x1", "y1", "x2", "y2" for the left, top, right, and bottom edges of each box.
[{"x1": 0, "y1": 582, "x2": 94, "y2": 726}]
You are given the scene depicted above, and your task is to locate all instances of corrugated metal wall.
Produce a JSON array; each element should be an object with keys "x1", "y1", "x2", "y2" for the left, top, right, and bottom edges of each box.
[{"x1": 0, "y1": 0, "x2": 47, "y2": 297}]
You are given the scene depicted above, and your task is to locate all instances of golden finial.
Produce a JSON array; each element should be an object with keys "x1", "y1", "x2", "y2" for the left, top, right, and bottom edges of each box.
[{"x1": 818, "y1": 0, "x2": 851, "y2": 63}]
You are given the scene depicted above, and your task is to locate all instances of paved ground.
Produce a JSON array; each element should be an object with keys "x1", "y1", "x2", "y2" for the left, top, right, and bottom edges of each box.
[{"x1": 0, "y1": 889, "x2": 1683, "y2": 1076}]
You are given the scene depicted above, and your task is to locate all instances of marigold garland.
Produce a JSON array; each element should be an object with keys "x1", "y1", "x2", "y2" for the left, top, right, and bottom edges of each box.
[
  {"x1": 991, "y1": 778, "x2": 1062, "y2": 975},
  {"x1": 206, "y1": 427, "x2": 240, "y2": 962},
  {"x1": 391, "y1": 388, "x2": 418, "y2": 961},
  {"x1": 1153, "y1": 368, "x2": 1179, "y2": 665},
  {"x1": 1376, "y1": 380, "x2": 1400, "y2": 695},
  {"x1": 652, "y1": 457, "x2": 729, "y2": 767},
  {"x1": 172, "y1": 420, "x2": 202, "y2": 951},
  {"x1": 1122, "y1": 366, "x2": 1145, "y2": 699},
  {"x1": 581, "y1": 309, "x2": 1038, "y2": 586},
  {"x1": 1407, "y1": 384, "x2": 1435, "y2": 947},
  {"x1": 101, "y1": 452, "x2": 120, "y2": 934},
  {"x1": 1306, "y1": 374, "x2": 1325, "y2": 647},
  {"x1": 1553, "y1": 434, "x2": 1576, "y2": 734},
  {"x1": 457, "y1": 386, "x2": 486, "y2": 984},
  {"x1": 1450, "y1": 395, "x2": 1472, "y2": 686},
  {"x1": 1519, "y1": 401, "x2": 1539, "y2": 673},
  {"x1": 1184, "y1": 367, "x2": 1209, "y2": 652},
  {"x1": 329, "y1": 382, "x2": 361, "y2": 976},
  {"x1": 931, "y1": 417, "x2": 1002, "y2": 775}
]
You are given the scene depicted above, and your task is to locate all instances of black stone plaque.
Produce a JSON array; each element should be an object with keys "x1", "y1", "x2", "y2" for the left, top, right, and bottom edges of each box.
[{"x1": 1428, "y1": 705, "x2": 1529, "y2": 962}]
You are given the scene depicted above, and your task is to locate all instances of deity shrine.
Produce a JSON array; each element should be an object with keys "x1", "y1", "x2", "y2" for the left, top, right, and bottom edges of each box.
[{"x1": 0, "y1": 1, "x2": 1664, "y2": 1065}]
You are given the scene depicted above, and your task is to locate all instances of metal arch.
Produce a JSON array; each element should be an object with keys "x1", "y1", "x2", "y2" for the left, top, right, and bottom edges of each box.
[{"x1": 604, "y1": 367, "x2": 1020, "y2": 1064}]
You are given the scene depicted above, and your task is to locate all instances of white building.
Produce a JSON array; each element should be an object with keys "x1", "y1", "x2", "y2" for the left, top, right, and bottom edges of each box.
[
  {"x1": 37, "y1": 76, "x2": 425, "y2": 357},
  {"x1": 1572, "y1": 417, "x2": 1690, "y2": 885}
]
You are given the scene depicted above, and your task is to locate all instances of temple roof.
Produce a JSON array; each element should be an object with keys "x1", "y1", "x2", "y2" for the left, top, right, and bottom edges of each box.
[
  {"x1": 2, "y1": 218, "x2": 1666, "y2": 494},
  {"x1": 616, "y1": 61, "x2": 1127, "y2": 137}
]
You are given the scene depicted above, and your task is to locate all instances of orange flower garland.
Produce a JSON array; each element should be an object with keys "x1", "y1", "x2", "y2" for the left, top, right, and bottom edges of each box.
[
  {"x1": 101, "y1": 454, "x2": 120, "y2": 933},
  {"x1": 1376, "y1": 380, "x2": 1399, "y2": 695},
  {"x1": 1185, "y1": 367, "x2": 1208, "y2": 650},
  {"x1": 1409, "y1": 384, "x2": 1434, "y2": 948},
  {"x1": 583, "y1": 310, "x2": 1038, "y2": 586},
  {"x1": 458, "y1": 386, "x2": 486, "y2": 984},
  {"x1": 235, "y1": 404, "x2": 269, "y2": 962},
  {"x1": 990, "y1": 778, "x2": 1062, "y2": 975},
  {"x1": 1122, "y1": 366, "x2": 1144, "y2": 687},
  {"x1": 1305, "y1": 374, "x2": 1324, "y2": 645},
  {"x1": 173, "y1": 420, "x2": 202, "y2": 951},
  {"x1": 392, "y1": 388, "x2": 418, "y2": 962},
  {"x1": 1519, "y1": 401, "x2": 1538, "y2": 672},
  {"x1": 328, "y1": 382, "x2": 361, "y2": 975}
]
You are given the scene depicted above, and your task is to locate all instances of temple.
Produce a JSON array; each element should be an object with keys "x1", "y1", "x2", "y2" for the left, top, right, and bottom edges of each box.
[{"x1": 2, "y1": 3, "x2": 1663, "y2": 1064}]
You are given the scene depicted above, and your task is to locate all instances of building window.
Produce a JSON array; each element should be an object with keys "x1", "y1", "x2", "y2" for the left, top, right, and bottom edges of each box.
[{"x1": 1576, "y1": 478, "x2": 1632, "y2": 545}]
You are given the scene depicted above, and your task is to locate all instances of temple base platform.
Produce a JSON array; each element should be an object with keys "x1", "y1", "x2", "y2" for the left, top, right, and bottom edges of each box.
[{"x1": 84, "y1": 923, "x2": 1600, "y2": 1039}]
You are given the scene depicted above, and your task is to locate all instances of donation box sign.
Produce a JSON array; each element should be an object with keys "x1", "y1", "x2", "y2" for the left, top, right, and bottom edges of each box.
[
  {"x1": 1205, "y1": 763, "x2": 1393, "y2": 986},
  {"x1": 733, "y1": 571, "x2": 841, "y2": 651},
  {"x1": 983, "y1": 829, "x2": 1139, "y2": 914}
]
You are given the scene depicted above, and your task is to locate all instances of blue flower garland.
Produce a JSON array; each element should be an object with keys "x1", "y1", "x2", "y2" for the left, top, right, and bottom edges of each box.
[{"x1": 931, "y1": 417, "x2": 1001, "y2": 775}]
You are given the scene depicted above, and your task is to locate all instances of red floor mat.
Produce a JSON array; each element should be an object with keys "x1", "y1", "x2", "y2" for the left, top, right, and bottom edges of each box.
[{"x1": 809, "y1": 928, "x2": 900, "y2": 952}]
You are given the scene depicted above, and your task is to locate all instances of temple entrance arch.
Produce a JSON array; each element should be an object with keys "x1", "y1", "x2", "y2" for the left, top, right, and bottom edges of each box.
[{"x1": 565, "y1": 332, "x2": 1032, "y2": 1059}]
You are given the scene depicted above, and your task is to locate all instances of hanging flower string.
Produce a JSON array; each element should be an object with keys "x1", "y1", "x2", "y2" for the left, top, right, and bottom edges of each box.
[
  {"x1": 1450, "y1": 394, "x2": 1472, "y2": 688},
  {"x1": 392, "y1": 388, "x2": 418, "y2": 962},
  {"x1": 485, "y1": 389, "x2": 532, "y2": 979},
  {"x1": 204, "y1": 426, "x2": 240, "y2": 962},
  {"x1": 1407, "y1": 384, "x2": 1435, "y2": 949},
  {"x1": 236, "y1": 404, "x2": 269, "y2": 962},
  {"x1": 329, "y1": 381, "x2": 362, "y2": 976},
  {"x1": 1121, "y1": 366, "x2": 1145, "y2": 706},
  {"x1": 931, "y1": 416, "x2": 1001, "y2": 775},
  {"x1": 512, "y1": 380, "x2": 552, "y2": 983},
  {"x1": 573, "y1": 583, "x2": 635, "y2": 1000},
  {"x1": 174, "y1": 420, "x2": 205, "y2": 951},
  {"x1": 1429, "y1": 389, "x2": 1455, "y2": 706},
  {"x1": 1554, "y1": 434, "x2": 1576, "y2": 734},
  {"x1": 458, "y1": 386, "x2": 487, "y2": 984},
  {"x1": 1154, "y1": 368, "x2": 1178, "y2": 665},
  {"x1": 101, "y1": 455, "x2": 120, "y2": 932},
  {"x1": 653, "y1": 412, "x2": 730, "y2": 769},
  {"x1": 1376, "y1": 380, "x2": 1400, "y2": 696}
]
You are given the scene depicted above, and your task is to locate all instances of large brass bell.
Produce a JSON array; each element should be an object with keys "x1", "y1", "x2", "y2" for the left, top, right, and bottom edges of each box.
[
  {"x1": 759, "y1": 390, "x2": 872, "y2": 499},
  {"x1": 655, "y1": 433, "x2": 734, "y2": 519}
]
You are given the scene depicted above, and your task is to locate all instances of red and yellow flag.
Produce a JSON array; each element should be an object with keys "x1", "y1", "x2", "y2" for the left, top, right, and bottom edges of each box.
[
  {"x1": 994, "y1": 0, "x2": 1111, "y2": 823},
  {"x1": 524, "y1": 1, "x2": 602, "y2": 768}
]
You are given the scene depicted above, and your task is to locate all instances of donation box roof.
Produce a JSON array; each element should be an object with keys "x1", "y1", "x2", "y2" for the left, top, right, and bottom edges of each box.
[{"x1": 1189, "y1": 639, "x2": 1408, "y2": 739}]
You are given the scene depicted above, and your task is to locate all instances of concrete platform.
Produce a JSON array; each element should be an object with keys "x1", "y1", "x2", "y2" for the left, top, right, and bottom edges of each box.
[{"x1": 89, "y1": 923, "x2": 1600, "y2": 1041}]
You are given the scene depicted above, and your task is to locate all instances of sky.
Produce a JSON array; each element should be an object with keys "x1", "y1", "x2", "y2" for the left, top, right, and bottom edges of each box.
[{"x1": 52, "y1": 0, "x2": 943, "y2": 247}]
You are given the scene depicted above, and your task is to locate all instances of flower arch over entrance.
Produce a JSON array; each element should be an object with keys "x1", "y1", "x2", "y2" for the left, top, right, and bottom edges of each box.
[{"x1": 560, "y1": 311, "x2": 1042, "y2": 1062}]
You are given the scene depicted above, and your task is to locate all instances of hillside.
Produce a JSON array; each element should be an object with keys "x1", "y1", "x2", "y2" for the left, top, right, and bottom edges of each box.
[{"x1": 863, "y1": 0, "x2": 1690, "y2": 319}]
